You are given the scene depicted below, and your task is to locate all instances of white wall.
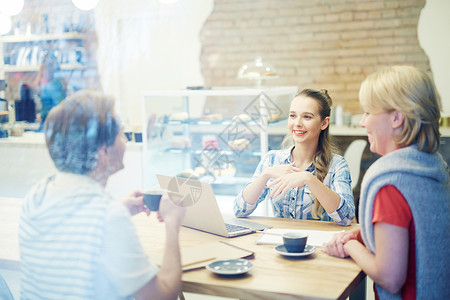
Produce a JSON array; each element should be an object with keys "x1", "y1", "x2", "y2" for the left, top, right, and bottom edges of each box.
[
  {"x1": 95, "y1": 0, "x2": 214, "y2": 129},
  {"x1": 418, "y1": 0, "x2": 450, "y2": 116}
]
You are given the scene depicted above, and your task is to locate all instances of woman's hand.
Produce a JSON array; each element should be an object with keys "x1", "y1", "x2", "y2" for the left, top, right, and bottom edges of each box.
[
  {"x1": 322, "y1": 228, "x2": 360, "y2": 258},
  {"x1": 122, "y1": 190, "x2": 150, "y2": 216},
  {"x1": 262, "y1": 163, "x2": 299, "y2": 180},
  {"x1": 267, "y1": 170, "x2": 309, "y2": 199},
  {"x1": 240, "y1": 164, "x2": 299, "y2": 207},
  {"x1": 157, "y1": 192, "x2": 186, "y2": 227}
]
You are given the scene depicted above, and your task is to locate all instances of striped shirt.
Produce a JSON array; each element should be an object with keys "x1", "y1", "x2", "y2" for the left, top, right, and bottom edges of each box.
[
  {"x1": 234, "y1": 147, "x2": 355, "y2": 225},
  {"x1": 19, "y1": 172, "x2": 157, "y2": 299}
]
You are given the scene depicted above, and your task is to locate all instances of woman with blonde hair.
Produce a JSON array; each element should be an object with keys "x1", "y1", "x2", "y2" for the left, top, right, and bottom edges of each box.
[
  {"x1": 234, "y1": 89, "x2": 355, "y2": 225},
  {"x1": 323, "y1": 65, "x2": 450, "y2": 299}
]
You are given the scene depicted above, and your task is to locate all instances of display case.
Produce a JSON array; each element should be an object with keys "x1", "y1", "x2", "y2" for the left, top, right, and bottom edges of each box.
[{"x1": 141, "y1": 86, "x2": 298, "y2": 196}]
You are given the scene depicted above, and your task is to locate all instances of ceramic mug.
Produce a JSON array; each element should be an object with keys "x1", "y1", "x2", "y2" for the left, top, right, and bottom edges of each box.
[
  {"x1": 282, "y1": 232, "x2": 308, "y2": 253},
  {"x1": 143, "y1": 190, "x2": 163, "y2": 211}
]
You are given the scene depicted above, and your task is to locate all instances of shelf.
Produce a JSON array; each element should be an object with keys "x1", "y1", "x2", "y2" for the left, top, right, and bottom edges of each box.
[
  {"x1": 0, "y1": 32, "x2": 85, "y2": 43},
  {"x1": 164, "y1": 148, "x2": 262, "y2": 157},
  {"x1": 1, "y1": 32, "x2": 89, "y2": 74},
  {"x1": 4, "y1": 63, "x2": 87, "y2": 73},
  {"x1": 165, "y1": 117, "x2": 286, "y2": 127}
]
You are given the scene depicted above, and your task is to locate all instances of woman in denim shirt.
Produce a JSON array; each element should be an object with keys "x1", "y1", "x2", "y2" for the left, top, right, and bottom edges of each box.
[{"x1": 234, "y1": 89, "x2": 355, "y2": 226}]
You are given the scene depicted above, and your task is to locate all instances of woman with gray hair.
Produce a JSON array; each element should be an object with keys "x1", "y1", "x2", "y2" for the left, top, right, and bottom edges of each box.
[
  {"x1": 323, "y1": 65, "x2": 450, "y2": 299},
  {"x1": 19, "y1": 90, "x2": 185, "y2": 299}
]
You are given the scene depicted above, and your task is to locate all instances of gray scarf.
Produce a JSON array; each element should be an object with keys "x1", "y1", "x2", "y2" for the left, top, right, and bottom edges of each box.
[{"x1": 359, "y1": 145, "x2": 450, "y2": 299}]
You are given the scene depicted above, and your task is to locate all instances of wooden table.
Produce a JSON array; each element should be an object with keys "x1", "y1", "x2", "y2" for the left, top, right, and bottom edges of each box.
[{"x1": 0, "y1": 197, "x2": 366, "y2": 300}]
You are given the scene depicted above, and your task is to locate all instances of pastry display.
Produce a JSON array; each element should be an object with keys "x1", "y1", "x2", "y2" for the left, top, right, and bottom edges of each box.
[
  {"x1": 171, "y1": 136, "x2": 191, "y2": 149},
  {"x1": 268, "y1": 113, "x2": 282, "y2": 123},
  {"x1": 213, "y1": 166, "x2": 236, "y2": 178},
  {"x1": 201, "y1": 113, "x2": 223, "y2": 121},
  {"x1": 240, "y1": 71, "x2": 261, "y2": 79},
  {"x1": 170, "y1": 112, "x2": 189, "y2": 121},
  {"x1": 262, "y1": 72, "x2": 277, "y2": 77},
  {"x1": 202, "y1": 135, "x2": 219, "y2": 150},
  {"x1": 228, "y1": 138, "x2": 250, "y2": 151},
  {"x1": 232, "y1": 113, "x2": 252, "y2": 122},
  {"x1": 178, "y1": 169, "x2": 199, "y2": 179},
  {"x1": 194, "y1": 166, "x2": 207, "y2": 176},
  {"x1": 237, "y1": 57, "x2": 278, "y2": 80},
  {"x1": 239, "y1": 71, "x2": 277, "y2": 78}
]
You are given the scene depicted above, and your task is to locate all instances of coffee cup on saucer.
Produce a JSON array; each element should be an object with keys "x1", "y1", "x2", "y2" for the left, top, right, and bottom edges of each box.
[{"x1": 282, "y1": 232, "x2": 308, "y2": 253}]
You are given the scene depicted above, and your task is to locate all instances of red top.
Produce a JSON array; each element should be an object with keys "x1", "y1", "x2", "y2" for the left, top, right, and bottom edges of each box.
[{"x1": 372, "y1": 185, "x2": 416, "y2": 300}]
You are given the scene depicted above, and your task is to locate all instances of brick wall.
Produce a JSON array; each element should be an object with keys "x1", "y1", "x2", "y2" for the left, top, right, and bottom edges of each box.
[{"x1": 199, "y1": 0, "x2": 430, "y2": 113}]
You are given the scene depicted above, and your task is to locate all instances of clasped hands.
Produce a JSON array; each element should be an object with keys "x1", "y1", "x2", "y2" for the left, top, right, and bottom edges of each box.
[
  {"x1": 321, "y1": 229, "x2": 359, "y2": 258},
  {"x1": 266, "y1": 163, "x2": 311, "y2": 199}
]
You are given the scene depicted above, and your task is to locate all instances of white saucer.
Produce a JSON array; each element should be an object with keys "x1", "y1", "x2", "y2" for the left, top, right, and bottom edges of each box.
[
  {"x1": 275, "y1": 244, "x2": 316, "y2": 257},
  {"x1": 206, "y1": 259, "x2": 253, "y2": 275}
]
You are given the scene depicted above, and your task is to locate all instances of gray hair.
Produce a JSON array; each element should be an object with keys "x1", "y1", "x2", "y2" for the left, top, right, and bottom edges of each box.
[{"x1": 44, "y1": 90, "x2": 120, "y2": 174}]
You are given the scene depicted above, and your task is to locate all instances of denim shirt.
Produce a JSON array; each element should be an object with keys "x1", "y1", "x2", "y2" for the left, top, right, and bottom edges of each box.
[{"x1": 234, "y1": 147, "x2": 355, "y2": 226}]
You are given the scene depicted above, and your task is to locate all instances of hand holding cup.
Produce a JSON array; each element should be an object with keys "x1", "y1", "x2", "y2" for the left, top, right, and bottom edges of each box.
[{"x1": 143, "y1": 190, "x2": 163, "y2": 211}]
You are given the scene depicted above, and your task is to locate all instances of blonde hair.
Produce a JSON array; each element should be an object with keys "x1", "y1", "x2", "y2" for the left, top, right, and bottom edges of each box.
[
  {"x1": 282, "y1": 89, "x2": 337, "y2": 219},
  {"x1": 359, "y1": 65, "x2": 441, "y2": 153}
]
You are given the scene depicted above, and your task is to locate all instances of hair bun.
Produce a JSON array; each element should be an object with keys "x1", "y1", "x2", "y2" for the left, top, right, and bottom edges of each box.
[{"x1": 320, "y1": 89, "x2": 333, "y2": 106}]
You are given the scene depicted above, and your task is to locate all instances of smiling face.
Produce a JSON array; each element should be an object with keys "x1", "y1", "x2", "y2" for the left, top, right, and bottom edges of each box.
[
  {"x1": 359, "y1": 111, "x2": 400, "y2": 156},
  {"x1": 288, "y1": 95, "x2": 329, "y2": 147}
]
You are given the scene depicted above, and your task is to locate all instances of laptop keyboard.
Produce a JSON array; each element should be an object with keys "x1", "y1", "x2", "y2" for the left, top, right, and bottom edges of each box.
[
  {"x1": 224, "y1": 218, "x2": 273, "y2": 231},
  {"x1": 225, "y1": 223, "x2": 250, "y2": 233}
]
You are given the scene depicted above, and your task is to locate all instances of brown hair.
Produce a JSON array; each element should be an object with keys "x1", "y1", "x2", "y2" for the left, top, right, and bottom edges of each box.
[
  {"x1": 45, "y1": 90, "x2": 120, "y2": 174},
  {"x1": 282, "y1": 88, "x2": 337, "y2": 219}
]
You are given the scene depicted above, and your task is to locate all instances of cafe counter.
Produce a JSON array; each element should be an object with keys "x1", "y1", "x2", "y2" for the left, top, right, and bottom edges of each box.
[{"x1": 0, "y1": 132, "x2": 143, "y2": 199}]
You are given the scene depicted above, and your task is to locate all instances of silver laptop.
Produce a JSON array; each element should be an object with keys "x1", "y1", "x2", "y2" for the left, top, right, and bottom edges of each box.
[{"x1": 156, "y1": 174, "x2": 272, "y2": 238}]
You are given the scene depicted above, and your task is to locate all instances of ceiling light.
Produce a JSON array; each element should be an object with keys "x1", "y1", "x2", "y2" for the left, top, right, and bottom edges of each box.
[
  {"x1": 0, "y1": 0, "x2": 24, "y2": 16},
  {"x1": 0, "y1": 13, "x2": 12, "y2": 35},
  {"x1": 159, "y1": 0, "x2": 179, "y2": 5},
  {"x1": 72, "y1": 0, "x2": 99, "y2": 11}
]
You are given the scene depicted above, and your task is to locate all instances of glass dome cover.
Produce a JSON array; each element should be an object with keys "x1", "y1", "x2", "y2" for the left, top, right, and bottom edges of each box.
[{"x1": 237, "y1": 56, "x2": 278, "y2": 80}]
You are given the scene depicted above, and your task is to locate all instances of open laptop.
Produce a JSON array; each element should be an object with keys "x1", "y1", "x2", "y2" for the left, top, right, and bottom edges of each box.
[{"x1": 156, "y1": 174, "x2": 272, "y2": 238}]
